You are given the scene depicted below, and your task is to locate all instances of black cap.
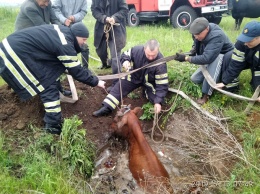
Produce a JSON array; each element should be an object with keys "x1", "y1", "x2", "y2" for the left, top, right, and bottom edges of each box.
[
  {"x1": 71, "y1": 23, "x2": 89, "y2": 38},
  {"x1": 189, "y1": 17, "x2": 209, "y2": 35}
]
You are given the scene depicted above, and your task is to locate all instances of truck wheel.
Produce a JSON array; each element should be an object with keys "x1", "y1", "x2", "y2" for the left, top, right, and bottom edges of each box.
[
  {"x1": 171, "y1": 5, "x2": 198, "y2": 29},
  {"x1": 127, "y1": 8, "x2": 140, "y2": 27}
]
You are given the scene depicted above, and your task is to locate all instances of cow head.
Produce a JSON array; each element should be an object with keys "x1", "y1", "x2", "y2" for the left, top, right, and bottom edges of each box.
[{"x1": 112, "y1": 105, "x2": 143, "y2": 138}]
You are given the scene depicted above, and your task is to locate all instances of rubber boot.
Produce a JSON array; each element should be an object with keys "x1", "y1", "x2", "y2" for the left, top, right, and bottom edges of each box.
[
  {"x1": 223, "y1": 78, "x2": 239, "y2": 93},
  {"x1": 93, "y1": 106, "x2": 112, "y2": 117},
  {"x1": 42, "y1": 123, "x2": 62, "y2": 135}
]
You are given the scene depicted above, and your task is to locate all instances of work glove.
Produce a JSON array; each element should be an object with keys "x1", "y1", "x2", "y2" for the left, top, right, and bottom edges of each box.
[
  {"x1": 97, "y1": 80, "x2": 106, "y2": 89},
  {"x1": 175, "y1": 53, "x2": 186, "y2": 62},
  {"x1": 122, "y1": 61, "x2": 131, "y2": 72},
  {"x1": 189, "y1": 47, "x2": 196, "y2": 56}
]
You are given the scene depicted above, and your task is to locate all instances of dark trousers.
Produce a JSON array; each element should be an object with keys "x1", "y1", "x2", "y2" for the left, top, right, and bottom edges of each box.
[
  {"x1": 103, "y1": 79, "x2": 141, "y2": 110},
  {"x1": 103, "y1": 79, "x2": 156, "y2": 110},
  {"x1": 96, "y1": 35, "x2": 121, "y2": 85},
  {"x1": 221, "y1": 50, "x2": 240, "y2": 92},
  {"x1": 221, "y1": 50, "x2": 233, "y2": 75},
  {"x1": 81, "y1": 43, "x2": 89, "y2": 68},
  {"x1": 251, "y1": 66, "x2": 260, "y2": 90},
  {"x1": 222, "y1": 50, "x2": 260, "y2": 91},
  {"x1": 39, "y1": 81, "x2": 62, "y2": 125}
]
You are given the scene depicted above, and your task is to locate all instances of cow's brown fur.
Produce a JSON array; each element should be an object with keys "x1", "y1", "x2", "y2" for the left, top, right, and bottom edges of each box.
[{"x1": 113, "y1": 106, "x2": 174, "y2": 193}]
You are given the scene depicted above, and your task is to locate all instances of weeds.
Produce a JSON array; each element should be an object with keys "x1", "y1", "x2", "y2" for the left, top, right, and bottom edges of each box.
[
  {"x1": 168, "y1": 63, "x2": 201, "y2": 98},
  {"x1": 0, "y1": 117, "x2": 96, "y2": 193},
  {"x1": 161, "y1": 95, "x2": 182, "y2": 128},
  {"x1": 169, "y1": 108, "x2": 259, "y2": 192},
  {"x1": 140, "y1": 102, "x2": 154, "y2": 120},
  {"x1": 127, "y1": 91, "x2": 140, "y2": 99},
  {"x1": 58, "y1": 116, "x2": 96, "y2": 178}
]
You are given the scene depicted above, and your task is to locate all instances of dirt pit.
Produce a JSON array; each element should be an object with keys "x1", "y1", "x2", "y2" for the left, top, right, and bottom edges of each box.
[{"x1": 0, "y1": 79, "x2": 241, "y2": 193}]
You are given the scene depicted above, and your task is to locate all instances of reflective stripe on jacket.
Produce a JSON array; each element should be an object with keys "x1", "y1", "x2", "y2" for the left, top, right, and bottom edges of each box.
[{"x1": 0, "y1": 24, "x2": 98, "y2": 100}]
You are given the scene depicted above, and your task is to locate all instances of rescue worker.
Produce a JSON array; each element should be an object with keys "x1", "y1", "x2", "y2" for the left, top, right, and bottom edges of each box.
[
  {"x1": 0, "y1": 23, "x2": 105, "y2": 135},
  {"x1": 15, "y1": 0, "x2": 75, "y2": 96},
  {"x1": 93, "y1": 39, "x2": 169, "y2": 117},
  {"x1": 52, "y1": 0, "x2": 89, "y2": 68},
  {"x1": 175, "y1": 17, "x2": 234, "y2": 104},
  {"x1": 91, "y1": 0, "x2": 128, "y2": 91},
  {"x1": 216, "y1": 21, "x2": 260, "y2": 103}
]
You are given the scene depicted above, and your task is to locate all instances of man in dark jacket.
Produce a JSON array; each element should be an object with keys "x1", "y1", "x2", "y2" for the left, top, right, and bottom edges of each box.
[
  {"x1": 52, "y1": 0, "x2": 89, "y2": 68},
  {"x1": 15, "y1": 0, "x2": 72, "y2": 96},
  {"x1": 91, "y1": 0, "x2": 128, "y2": 89},
  {"x1": 0, "y1": 23, "x2": 105, "y2": 135},
  {"x1": 216, "y1": 21, "x2": 260, "y2": 103},
  {"x1": 93, "y1": 39, "x2": 169, "y2": 117},
  {"x1": 15, "y1": 0, "x2": 61, "y2": 31},
  {"x1": 175, "y1": 17, "x2": 234, "y2": 104}
]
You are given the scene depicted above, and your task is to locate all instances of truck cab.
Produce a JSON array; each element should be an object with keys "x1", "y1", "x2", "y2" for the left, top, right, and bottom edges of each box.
[{"x1": 126, "y1": 0, "x2": 228, "y2": 29}]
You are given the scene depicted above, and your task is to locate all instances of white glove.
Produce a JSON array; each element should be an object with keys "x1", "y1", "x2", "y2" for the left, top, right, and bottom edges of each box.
[
  {"x1": 154, "y1": 103, "x2": 161, "y2": 114},
  {"x1": 122, "y1": 61, "x2": 131, "y2": 72},
  {"x1": 97, "y1": 80, "x2": 106, "y2": 89}
]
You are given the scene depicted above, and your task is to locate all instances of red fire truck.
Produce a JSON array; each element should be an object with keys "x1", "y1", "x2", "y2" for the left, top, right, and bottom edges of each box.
[{"x1": 126, "y1": 0, "x2": 228, "y2": 29}]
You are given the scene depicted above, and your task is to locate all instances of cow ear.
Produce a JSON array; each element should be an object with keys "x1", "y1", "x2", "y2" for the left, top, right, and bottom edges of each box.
[{"x1": 133, "y1": 107, "x2": 143, "y2": 118}]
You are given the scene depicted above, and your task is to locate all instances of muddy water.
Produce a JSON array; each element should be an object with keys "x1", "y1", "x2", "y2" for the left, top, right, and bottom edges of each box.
[
  {"x1": 90, "y1": 109, "x2": 231, "y2": 194},
  {"x1": 91, "y1": 138, "x2": 196, "y2": 194}
]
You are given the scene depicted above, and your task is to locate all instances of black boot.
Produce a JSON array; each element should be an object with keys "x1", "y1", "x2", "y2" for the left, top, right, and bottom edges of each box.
[
  {"x1": 223, "y1": 78, "x2": 239, "y2": 93},
  {"x1": 93, "y1": 106, "x2": 112, "y2": 117},
  {"x1": 62, "y1": 90, "x2": 72, "y2": 96},
  {"x1": 98, "y1": 59, "x2": 112, "y2": 69},
  {"x1": 98, "y1": 63, "x2": 107, "y2": 69},
  {"x1": 42, "y1": 123, "x2": 62, "y2": 135},
  {"x1": 57, "y1": 80, "x2": 72, "y2": 96}
]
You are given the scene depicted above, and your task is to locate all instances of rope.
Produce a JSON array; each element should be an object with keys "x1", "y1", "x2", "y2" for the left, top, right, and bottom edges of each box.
[
  {"x1": 168, "y1": 88, "x2": 230, "y2": 121},
  {"x1": 103, "y1": 22, "x2": 124, "y2": 109},
  {"x1": 244, "y1": 85, "x2": 260, "y2": 114},
  {"x1": 81, "y1": 54, "x2": 111, "y2": 96},
  {"x1": 97, "y1": 55, "x2": 177, "y2": 80},
  {"x1": 199, "y1": 65, "x2": 260, "y2": 113},
  {"x1": 151, "y1": 111, "x2": 165, "y2": 143},
  {"x1": 149, "y1": 82, "x2": 183, "y2": 143},
  {"x1": 59, "y1": 75, "x2": 78, "y2": 103},
  {"x1": 89, "y1": 55, "x2": 101, "y2": 62},
  {"x1": 200, "y1": 65, "x2": 259, "y2": 102},
  {"x1": 104, "y1": 23, "x2": 111, "y2": 67},
  {"x1": 110, "y1": 24, "x2": 124, "y2": 107}
]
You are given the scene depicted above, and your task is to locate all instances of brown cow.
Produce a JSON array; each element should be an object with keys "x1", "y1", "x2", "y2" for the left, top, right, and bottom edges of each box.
[{"x1": 112, "y1": 105, "x2": 174, "y2": 193}]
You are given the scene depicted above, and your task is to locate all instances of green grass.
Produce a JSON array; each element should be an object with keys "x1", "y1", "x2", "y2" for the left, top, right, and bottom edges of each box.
[
  {"x1": 0, "y1": 118, "x2": 94, "y2": 194},
  {"x1": 0, "y1": 6, "x2": 260, "y2": 193}
]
